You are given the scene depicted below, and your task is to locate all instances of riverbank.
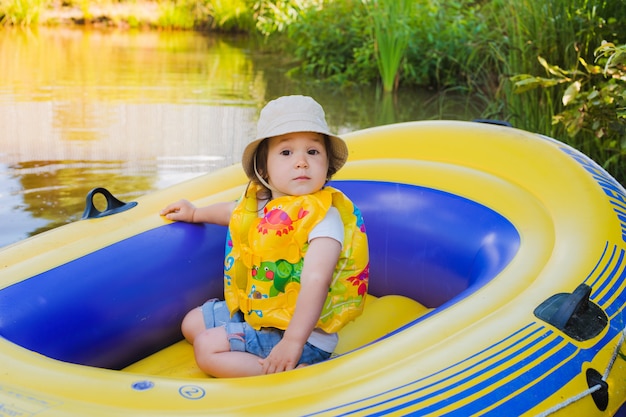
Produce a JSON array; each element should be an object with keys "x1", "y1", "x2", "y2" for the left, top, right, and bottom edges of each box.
[
  {"x1": 8, "y1": 0, "x2": 626, "y2": 185},
  {"x1": 41, "y1": 1, "x2": 160, "y2": 29}
]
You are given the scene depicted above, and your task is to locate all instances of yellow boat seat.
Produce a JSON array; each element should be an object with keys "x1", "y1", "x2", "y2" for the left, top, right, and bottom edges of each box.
[
  {"x1": 334, "y1": 294, "x2": 430, "y2": 354},
  {"x1": 123, "y1": 294, "x2": 430, "y2": 378}
]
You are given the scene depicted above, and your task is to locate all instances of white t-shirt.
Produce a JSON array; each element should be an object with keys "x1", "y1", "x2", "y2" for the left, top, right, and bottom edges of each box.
[
  {"x1": 307, "y1": 206, "x2": 342, "y2": 353},
  {"x1": 309, "y1": 206, "x2": 344, "y2": 247}
]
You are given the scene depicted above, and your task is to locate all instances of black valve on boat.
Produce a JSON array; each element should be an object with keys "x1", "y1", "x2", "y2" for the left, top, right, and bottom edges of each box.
[
  {"x1": 534, "y1": 283, "x2": 608, "y2": 341},
  {"x1": 472, "y1": 119, "x2": 513, "y2": 127},
  {"x1": 82, "y1": 187, "x2": 138, "y2": 219}
]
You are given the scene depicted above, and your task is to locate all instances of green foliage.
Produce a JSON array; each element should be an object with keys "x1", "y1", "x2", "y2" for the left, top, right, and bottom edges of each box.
[
  {"x1": 481, "y1": 0, "x2": 626, "y2": 182},
  {"x1": 403, "y1": 0, "x2": 489, "y2": 89},
  {"x1": 254, "y1": 0, "x2": 321, "y2": 36},
  {"x1": 203, "y1": 0, "x2": 321, "y2": 34},
  {"x1": 284, "y1": 0, "x2": 376, "y2": 85},
  {"x1": 0, "y1": 0, "x2": 47, "y2": 25},
  {"x1": 158, "y1": 0, "x2": 267, "y2": 31},
  {"x1": 512, "y1": 43, "x2": 626, "y2": 179},
  {"x1": 207, "y1": 0, "x2": 254, "y2": 32},
  {"x1": 157, "y1": 0, "x2": 197, "y2": 30},
  {"x1": 283, "y1": 0, "x2": 495, "y2": 91},
  {"x1": 282, "y1": 0, "x2": 490, "y2": 90},
  {"x1": 365, "y1": 0, "x2": 411, "y2": 92}
]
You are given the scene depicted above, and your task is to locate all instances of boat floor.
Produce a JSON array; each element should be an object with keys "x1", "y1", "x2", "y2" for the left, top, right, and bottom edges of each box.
[{"x1": 123, "y1": 295, "x2": 430, "y2": 378}]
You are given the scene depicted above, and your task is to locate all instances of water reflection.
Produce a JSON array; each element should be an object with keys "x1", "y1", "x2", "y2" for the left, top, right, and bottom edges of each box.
[{"x1": 0, "y1": 26, "x2": 483, "y2": 248}]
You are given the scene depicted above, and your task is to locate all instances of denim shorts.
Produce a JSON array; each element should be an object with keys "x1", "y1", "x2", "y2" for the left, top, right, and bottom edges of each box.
[{"x1": 201, "y1": 299, "x2": 331, "y2": 366}]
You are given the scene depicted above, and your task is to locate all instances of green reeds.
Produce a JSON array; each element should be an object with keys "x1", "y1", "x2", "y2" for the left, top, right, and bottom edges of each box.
[
  {"x1": 484, "y1": 0, "x2": 617, "y2": 136},
  {"x1": 483, "y1": 0, "x2": 572, "y2": 135},
  {"x1": 366, "y1": 0, "x2": 411, "y2": 93},
  {"x1": 485, "y1": 0, "x2": 626, "y2": 181},
  {"x1": 0, "y1": 0, "x2": 46, "y2": 26}
]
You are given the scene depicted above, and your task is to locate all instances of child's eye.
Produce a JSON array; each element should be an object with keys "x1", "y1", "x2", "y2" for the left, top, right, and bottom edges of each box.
[
  {"x1": 308, "y1": 149, "x2": 320, "y2": 155},
  {"x1": 280, "y1": 150, "x2": 292, "y2": 156}
]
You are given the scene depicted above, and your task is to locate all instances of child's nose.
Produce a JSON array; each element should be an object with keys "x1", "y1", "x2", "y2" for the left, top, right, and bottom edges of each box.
[{"x1": 295, "y1": 155, "x2": 309, "y2": 168}]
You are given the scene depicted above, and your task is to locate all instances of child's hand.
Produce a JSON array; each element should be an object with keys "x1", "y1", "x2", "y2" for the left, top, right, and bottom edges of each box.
[
  {"x1": 258, "y1": 337, "x2": 303, "y2": 374},
  {"x1": 160, "y1": 199, "x2": 197, "y2": 223}
]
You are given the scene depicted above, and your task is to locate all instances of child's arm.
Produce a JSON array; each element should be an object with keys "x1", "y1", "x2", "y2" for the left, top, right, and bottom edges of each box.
[
  {"x1": 160, "y1": 200, "x2": 235, "y2": 226},
  {"x1": 259, "y1": 236, "x2": 341, "y2": 374}
]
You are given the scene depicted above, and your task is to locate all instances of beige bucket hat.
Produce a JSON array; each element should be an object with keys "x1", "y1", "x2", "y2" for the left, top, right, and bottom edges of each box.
[{"x1": 241, "y1": 95, "x2": 348, "y2": 181}]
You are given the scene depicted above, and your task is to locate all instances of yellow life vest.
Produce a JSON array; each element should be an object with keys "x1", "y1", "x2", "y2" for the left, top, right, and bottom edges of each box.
[{"x1": 223, "y1": 184, "x2": 369, "y2": 333}]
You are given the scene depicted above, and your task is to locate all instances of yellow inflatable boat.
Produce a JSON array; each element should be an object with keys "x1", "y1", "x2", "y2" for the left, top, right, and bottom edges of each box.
[{"x1": 1, "y1": 120, "x2": 626, "y2": 416}]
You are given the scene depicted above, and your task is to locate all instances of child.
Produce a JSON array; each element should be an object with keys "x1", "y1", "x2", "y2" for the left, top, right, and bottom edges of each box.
[{"x1": 160, "y1": 95, "x2": 369, "y2": 377}]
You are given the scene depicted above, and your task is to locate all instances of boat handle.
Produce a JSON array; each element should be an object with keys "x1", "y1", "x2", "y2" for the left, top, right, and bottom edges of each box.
[
  {"x1": 551, "y1": 284, "x2": 592, "y2": 329},
  {"x1": 81, "y1": 187, "x2": 138, "y2": 219},
  {"x1": 533, "y1": 283, "x2": 608, "y2": 341}
]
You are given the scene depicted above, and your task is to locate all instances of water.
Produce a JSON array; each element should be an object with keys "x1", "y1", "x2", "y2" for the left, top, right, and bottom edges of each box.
[{"x1": 0, "y1": 27, "x2": 482, "y2": 248}]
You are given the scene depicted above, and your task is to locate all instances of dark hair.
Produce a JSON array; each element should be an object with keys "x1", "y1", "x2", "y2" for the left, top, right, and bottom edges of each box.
[
  {"x1": 325, "y1": 135, "x2": 343, "y2": 179},
  {"x1": 252, "y1": 139, "x2": 272, "y2": 201}
]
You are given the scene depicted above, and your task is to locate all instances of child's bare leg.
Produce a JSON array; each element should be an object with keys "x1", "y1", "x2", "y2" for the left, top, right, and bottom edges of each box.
[
  {"x1": 193, "y1": 326, "x2": 263, "y2": 377},
  {"x1": 181, "y1": 307, "x2": 205, "y2": 343}
]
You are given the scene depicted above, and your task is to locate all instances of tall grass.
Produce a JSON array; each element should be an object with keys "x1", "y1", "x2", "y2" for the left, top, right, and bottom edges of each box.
[
  {"x1": 0, "y1": 0, "x2": 46, "y2": 26},
  {"x1": 474, "y1": 0, "x2": 626, "y2": 183},
  {"x1": 479, "y1": 0, "x2": 574, "y2": 135},
  {"x1": 365, "y1": 0, "x2": 411, "y2": 92},
  {"x1": 482, "y1": 0, "x2": 624, "y2": 137}
]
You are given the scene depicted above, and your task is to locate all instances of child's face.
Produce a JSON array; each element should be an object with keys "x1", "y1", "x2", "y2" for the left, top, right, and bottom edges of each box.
[{"x1": 265, "y1": 132, "x2": 329, "y2": 198}]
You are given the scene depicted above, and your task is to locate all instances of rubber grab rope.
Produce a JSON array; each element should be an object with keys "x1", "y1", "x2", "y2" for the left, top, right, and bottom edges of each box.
[{"x1": 534, "y1": 326, "x2": 626, "y2": 416}]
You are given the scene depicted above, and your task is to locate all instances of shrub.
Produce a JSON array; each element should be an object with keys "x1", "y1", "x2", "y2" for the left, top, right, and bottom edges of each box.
[
  {"x1": 157, "y1": 0, "x2": 199, "y2": 30},
  {"x1": 403, "y1": 0, "x2": 489, "y2": 90},
  {"x1": 512, "y1": 43, "x2": 626, "y2": 181},
  {"x1": 285, "y1": 0, "x2": 377, "y2": 86},
  {"x1": 208, "y1": 0, "x2": 254, "y2": 32}
]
